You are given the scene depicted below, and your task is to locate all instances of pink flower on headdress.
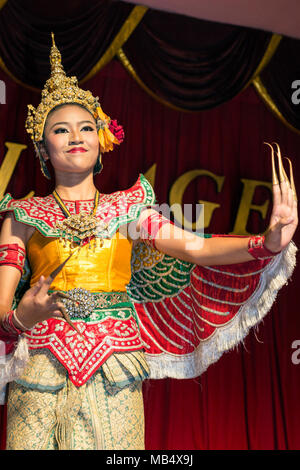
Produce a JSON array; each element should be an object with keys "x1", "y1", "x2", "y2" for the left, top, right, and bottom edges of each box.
[{"x1": 108, "y1": 120, "x2": 125, "y2": 144}]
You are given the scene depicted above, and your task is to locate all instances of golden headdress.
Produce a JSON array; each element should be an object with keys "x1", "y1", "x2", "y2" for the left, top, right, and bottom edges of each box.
[{"x1": 25, "y1": 33, "x2": 122, "y2": 154}]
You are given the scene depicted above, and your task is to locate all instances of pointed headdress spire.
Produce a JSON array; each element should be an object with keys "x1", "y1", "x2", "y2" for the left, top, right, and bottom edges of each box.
[{"x1": 26, "y1": 33, "x2": 100, "y2": 142}]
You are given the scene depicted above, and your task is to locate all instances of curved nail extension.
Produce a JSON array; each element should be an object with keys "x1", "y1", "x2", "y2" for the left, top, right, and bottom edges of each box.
[
  {"x1": 264, "y1": 142, "x2": 279, "y2": 185},
  {"x1": 285, "y1": 157, "x2": 297, "y2": 202},
  {"x1": 49, "y1": 245, "x2": 81, "y2": 280},
  {"x1": 272, "y1": 142, "x2": 289, "y2": 184}
]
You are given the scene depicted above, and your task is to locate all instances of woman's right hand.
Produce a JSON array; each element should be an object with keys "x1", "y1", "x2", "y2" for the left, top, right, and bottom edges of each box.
[{"x1": 15, "y1": 275, "x2": 64, "y2": 330}]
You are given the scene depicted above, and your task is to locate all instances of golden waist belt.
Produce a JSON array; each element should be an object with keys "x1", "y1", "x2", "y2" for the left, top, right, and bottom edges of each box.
[{"x1": 48, "y1": 289, "x2": 130, "y2": 320}]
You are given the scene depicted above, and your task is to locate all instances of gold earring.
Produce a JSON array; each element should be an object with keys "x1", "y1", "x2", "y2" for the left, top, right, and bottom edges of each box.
[
  {"x1": 34, "y1": 142, "x2": 51, "y2": 180},
  {"x1": 93, "y1": 153, "x2": 103, "y2": 175}
]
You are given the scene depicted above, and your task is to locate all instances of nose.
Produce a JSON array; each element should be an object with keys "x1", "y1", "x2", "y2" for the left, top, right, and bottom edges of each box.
[{"x1": 69, "y1": 129, "x2": 83, "y2": 145}]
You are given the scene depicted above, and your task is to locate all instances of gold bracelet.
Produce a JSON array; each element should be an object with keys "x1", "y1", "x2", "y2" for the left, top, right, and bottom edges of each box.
[{"x1": 12, "y1": 310, "x2": 32, "y2": 331}]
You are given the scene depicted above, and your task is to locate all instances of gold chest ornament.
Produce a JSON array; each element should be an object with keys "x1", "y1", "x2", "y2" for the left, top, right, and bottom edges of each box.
[{"x1": 52, "y1": 190, "x2": 108, "y2": 248}]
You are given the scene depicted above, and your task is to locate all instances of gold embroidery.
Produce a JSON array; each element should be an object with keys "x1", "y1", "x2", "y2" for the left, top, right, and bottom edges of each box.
[{"x1": 6, "y1": 357, "x2": 146, "y2": 450}]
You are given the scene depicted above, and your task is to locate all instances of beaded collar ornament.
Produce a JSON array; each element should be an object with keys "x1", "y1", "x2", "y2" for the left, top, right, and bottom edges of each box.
[
  {"x1": 52, "y1": 190, "x2": 108, "y2": 248},
  {"x1": 25, "y1": 33, "x2": 122, "y2": 154}
]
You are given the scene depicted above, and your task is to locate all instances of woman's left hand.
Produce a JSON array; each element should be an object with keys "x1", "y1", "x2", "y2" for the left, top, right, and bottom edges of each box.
[{"x1": 264, "y1": 143, "x2": 298, "y2": 253}]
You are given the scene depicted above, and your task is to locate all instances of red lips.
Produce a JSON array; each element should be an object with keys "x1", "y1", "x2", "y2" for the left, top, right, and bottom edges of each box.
[{"x1": 67, "y1": 147, "x2": 87, "y2": 153}]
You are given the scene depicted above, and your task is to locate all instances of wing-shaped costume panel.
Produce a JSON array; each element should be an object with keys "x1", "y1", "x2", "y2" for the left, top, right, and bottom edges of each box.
[{"x1": 128, "y1": 237, "x2": 297, "y2": 379}]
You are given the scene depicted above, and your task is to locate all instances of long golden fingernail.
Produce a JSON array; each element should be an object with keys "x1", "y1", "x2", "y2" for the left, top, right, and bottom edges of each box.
[
  {"x1": 59, "y1": 305, "x2": 86, "y2": 340},
  {"x1": 50, "y1": 253, "x2": 73, "y2": 280},
  {"x1": 285, "y1": 157, "x2": 297, "y2": 202},
  {"x1": 264, "y1": 142, "x2": 279, "y2": 185},
  {"x1": 272, "y1": 142, "x2": 289, "y2": 184},
  {"x1": 49, "y1": 245, "x2": 80, "y2": 280}
]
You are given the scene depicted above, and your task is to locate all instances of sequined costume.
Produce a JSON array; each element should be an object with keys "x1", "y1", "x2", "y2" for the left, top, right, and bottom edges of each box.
[{"x1": 0, "y1": 174, "x2": 297, "y2": 450}]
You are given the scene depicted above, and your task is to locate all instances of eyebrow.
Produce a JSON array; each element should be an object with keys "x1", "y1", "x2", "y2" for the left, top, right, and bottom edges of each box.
[{"x1": 50, "y1": 120, "x2": 95, "y2": 130}]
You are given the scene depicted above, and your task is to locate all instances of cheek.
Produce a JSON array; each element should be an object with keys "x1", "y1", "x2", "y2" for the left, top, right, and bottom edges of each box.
[
  {"x1": 87, "y1": 132, "x2": 100, "y2": 151},
  {"x1": 46, "y1": 134, "x2": 67, "y2": 154}
]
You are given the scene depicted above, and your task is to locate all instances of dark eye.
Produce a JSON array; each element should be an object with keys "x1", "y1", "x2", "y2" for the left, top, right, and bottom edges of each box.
[
  {"x1": 54, "y1": 128, "x2": 68, "y2": 134},
  {"x1": 81, "y1": 125, "x2": 94, "y2": 132}
]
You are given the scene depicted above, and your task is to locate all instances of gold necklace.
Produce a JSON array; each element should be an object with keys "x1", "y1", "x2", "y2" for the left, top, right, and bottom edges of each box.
[{"x1": 53, "y1": 190, "x2": 103, "y2": 247}]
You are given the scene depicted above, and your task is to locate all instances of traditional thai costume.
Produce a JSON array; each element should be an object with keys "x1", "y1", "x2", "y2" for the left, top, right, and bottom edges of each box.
[{"x1": 0, "y1": 35, "x2": 296, "y2": 450}]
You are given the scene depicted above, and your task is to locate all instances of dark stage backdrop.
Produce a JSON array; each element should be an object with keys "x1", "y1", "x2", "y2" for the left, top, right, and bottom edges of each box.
[{"x1": 0, "y1": 56, "x2": 300, "y2": 450}]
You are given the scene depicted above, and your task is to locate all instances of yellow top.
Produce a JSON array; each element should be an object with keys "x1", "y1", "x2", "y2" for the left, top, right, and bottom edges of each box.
[{"x1": 27, "y1": 230, "x2": 133, "y2": 292}]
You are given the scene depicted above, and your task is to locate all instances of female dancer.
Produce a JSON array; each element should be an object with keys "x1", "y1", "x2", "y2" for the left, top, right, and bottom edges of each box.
[{"x1": 0, "y1": 36, "x2": 297, "y2": 450}]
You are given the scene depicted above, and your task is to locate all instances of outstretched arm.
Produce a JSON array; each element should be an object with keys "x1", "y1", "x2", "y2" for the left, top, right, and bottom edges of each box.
[{"x1": 136, "y1": 143, "x2": 297, "y2": 266}]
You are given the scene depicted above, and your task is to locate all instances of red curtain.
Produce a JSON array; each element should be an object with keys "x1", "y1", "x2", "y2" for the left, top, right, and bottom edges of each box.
[
  {"x1": 0, "y1": 56, "x2": 300, "y2": 450},
  {"x1": 1, "y1": 1, "x2": 300, "y2": 128}
]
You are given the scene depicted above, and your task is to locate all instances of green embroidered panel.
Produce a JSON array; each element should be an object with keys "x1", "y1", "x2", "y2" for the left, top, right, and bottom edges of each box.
[{"x1": 128, "y1": 233, "x2": 212, "y2": 303}]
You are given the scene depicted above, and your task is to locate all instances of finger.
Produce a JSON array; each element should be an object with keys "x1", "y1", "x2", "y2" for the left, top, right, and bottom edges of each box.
[
  {"x1": 30, "y1": 276, "x2": 45, "y2": 296},
  {"x1": 293, "y1": 201, "x2": 298, "y2": 227},
  {"x1": 272, "y1": 181, "x2": 281, "y2": 207},
  {"x1": 48, "y1": 303, "x2": 76, "y2": 324},
  {"x1": 286, "y1": 180, "x2": 294, "y2": 209},
  {"x1": 37, "y1": 274, "x2": 56, "y2": 297},
  {"x1": 49, "y1": 291, "x2": 60, "y2": 302},
  {"x1": 280, "y1": 179, "x2": 289, "y2": 206},
  {"x1": 51, "y1": 311, "x2": 64, "y2": 319},
  {"x1": 264, "y1": 142, "x2": 282, "y2": 207},
  {"x1": 290, "y1": 197, "x2": 298, "y2": 222},
  {"x1": 47, "y1": 298, "x2": 66, "y2": 312},
  {"x1": 29, "y1": 275, "x2": 50, "y2": 298},
  {"x1": 48, "y1": 291, "x2": 68, "y2": 304},
  {"x1": 272, "y1": 142, "x2": 291, "y2": 205},
  {"x1": 281, "y1": 157, "x2": 294, "y2": 209},
  {"x1": 264, "y1": 142, "x2": 279, "y2": 185},
  {"x1": 55, "y1": 291, "x2": 85, "y2": 306}
]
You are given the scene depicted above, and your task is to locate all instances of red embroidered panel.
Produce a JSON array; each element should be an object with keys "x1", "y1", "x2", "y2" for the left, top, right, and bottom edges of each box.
[{"x1": 25, "y1": 315, "x2": 144, "y2": 386}]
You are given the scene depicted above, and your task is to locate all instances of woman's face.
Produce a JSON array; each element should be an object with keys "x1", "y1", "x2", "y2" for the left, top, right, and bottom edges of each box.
[{"x1": 43, "y1": 104, "x2": 99, "y2": 176}]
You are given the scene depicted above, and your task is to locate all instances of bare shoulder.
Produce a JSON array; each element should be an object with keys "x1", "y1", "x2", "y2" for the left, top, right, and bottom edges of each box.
[{"x1": 0, "y1": 213, "x2": 34, "y2": 248}]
